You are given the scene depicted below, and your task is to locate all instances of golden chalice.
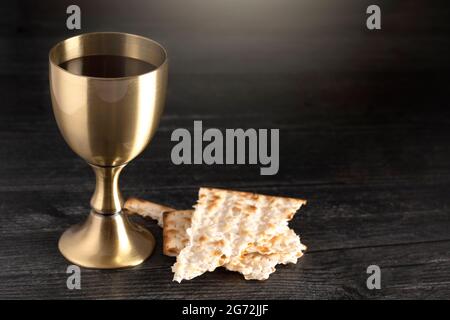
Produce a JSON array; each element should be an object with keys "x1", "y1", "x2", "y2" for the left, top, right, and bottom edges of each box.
[{"x1": 49, "y1": 32, "x2": 168, "y2": 268}]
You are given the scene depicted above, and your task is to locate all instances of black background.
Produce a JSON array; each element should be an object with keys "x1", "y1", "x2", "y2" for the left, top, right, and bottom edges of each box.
[{"x1": 0, "y1": 0, "x2": 449, "y2": 299}]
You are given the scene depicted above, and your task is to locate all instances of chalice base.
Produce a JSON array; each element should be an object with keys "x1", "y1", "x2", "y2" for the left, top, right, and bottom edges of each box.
[{"x1": 58, "y1": 210, "x2": 155, "y2": 269}]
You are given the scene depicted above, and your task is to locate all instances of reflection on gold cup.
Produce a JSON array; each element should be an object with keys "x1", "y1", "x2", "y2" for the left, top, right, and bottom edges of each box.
[{"x1": 49, "y1": 32, "x2": 168, "y2": 268}]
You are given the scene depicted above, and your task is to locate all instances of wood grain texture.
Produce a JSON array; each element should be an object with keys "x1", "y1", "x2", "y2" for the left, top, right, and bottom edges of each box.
[{"x1": 0, "y1": 0, "x2": 449, "y2": 299}]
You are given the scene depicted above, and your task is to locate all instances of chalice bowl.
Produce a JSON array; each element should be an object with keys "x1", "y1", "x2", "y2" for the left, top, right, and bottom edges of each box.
[{"x1": 49, "y1": 32, "x2": 168, "y2": 268}]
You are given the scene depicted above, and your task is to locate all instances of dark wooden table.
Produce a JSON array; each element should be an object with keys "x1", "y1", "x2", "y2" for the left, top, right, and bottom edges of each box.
[{"x1": 0, "y1": 0, "x2": 449, "y2": 299}]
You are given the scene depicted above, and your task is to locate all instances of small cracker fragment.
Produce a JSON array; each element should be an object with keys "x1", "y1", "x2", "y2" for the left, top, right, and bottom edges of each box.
[
  {"x1": 163, "y1": 210, "x2": 194, "y2": 256},
  {"x1": 244, "y1": 229, "x2": 307, "y2": 256},
  {"x1": 228, "y1": 230, "x2": 307, "y2": 280},
  {"x1": 172, "y1": 187, "x2": 307, "y2": 282},
  {"x1": 124, "y1": 197, "x2": 175, "y2": 227},
  {"x1": 225, "y1": 253, "x2": 283, "y2": 280}
]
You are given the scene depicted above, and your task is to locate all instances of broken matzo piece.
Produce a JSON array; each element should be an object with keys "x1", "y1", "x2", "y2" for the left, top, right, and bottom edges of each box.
[
  {"x1": 243, "y1": 228, "x2": 307, "y2": 256},
  {"x1": 163, "y1": 210, "x2": 305, "y2": 257},
  {"x1": 171, "y1": 187, "x2": 306, "y2": 282},
  {"x1": 225, "y1": 249, "x2": 305, "y2": 281},
  {"x1": 225, "y1": 253, "x2": 285, "y2": 281},
  {"x1": 163, "y1": 210, "x2": 194, "y2": 256},
  {"x1": 164, "y1": 209, "x2": 306, "y2": 280},
  {"x1": 124, "y1": 197, "x2": 175, "y2": 227},
  {"x1": 229, "y1": 230, "x2": 307, "y2": 280}
]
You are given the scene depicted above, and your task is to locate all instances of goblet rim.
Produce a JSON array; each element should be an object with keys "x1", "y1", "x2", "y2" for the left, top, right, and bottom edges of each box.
[{"x1": 49, "y1": 31, "x2": 168, "y2": 81}]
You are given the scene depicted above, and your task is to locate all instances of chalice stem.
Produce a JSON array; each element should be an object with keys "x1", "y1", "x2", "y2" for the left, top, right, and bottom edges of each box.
[
  {"x1": 58, "y1": 162, "x2": 155, "y2": 268},
  {"x1": 90, "y1": 164, "x2": 125, "y2": 214}
]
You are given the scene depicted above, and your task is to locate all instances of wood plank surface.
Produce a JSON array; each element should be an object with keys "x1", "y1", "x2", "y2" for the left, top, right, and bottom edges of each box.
[{"x1": 0, "y1": 0, "x2": 449, "y2": 299}]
